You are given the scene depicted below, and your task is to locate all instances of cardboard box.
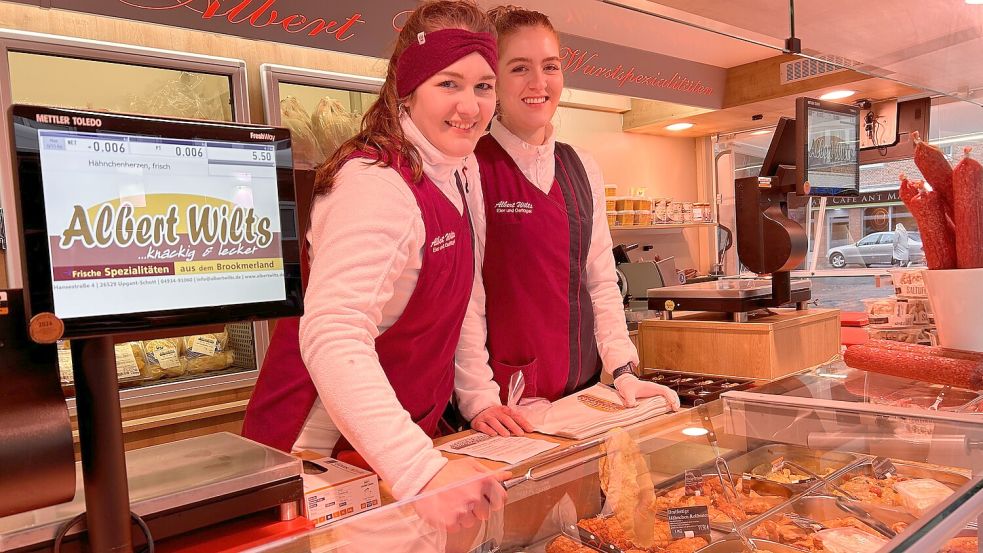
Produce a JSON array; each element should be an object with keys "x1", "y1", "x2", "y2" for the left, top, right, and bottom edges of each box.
[{"x1": 293, "y1": 451, "x2": 381, "y2": 527}]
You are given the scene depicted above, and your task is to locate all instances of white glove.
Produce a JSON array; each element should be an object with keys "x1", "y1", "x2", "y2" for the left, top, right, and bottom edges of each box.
[{"x1": 613, "y1": 374, "x2": 681, "y2": 410}]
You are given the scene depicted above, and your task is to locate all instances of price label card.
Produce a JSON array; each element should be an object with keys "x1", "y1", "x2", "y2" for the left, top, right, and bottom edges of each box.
[
  {"x1": 668, "y1": 506, "x2": 711, "y2": 539},
  {"x1": 114, "y1": 343, "x2": 142, "y2": 379},
  {"x1": 872, "y1": 457, "x2": 897, "y2": 479},
  {"x1": 684, "y1": 470, "x2": 703, "y2": 496},
  {"x1": 154, "y1": 348, "x2": 180, "y2": 370},
  {"x1": 57, "y1": 347, "x2": 74, "y2": 383},
  {"x1": 0, "y1": 291, "x2": 8, "y2": 315},
  {"x1": 191, "y1": 335, "x2": 218, "y2": 357}
]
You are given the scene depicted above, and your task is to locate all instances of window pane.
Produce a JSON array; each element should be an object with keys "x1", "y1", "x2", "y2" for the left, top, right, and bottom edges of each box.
[
  {"x1": 278, "y1": 82, "x2": 379, "y2": 169},
  {"x1": 8, "y1": 52, "x2": 234, "y2": 121}
]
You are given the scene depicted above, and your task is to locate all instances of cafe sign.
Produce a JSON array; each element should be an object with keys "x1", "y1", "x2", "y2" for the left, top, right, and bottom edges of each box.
[{"x1": 8, "y1": 0, "x2": 726, "y2": 107}]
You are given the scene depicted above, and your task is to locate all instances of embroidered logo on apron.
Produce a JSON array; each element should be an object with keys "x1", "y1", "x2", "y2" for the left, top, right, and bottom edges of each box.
[
  {"x1": 494, "y1": 200, "x2": 534, "y2": 215},
  {"x1": 430, "y1": 231, "x2": 457, "y2": 253}
]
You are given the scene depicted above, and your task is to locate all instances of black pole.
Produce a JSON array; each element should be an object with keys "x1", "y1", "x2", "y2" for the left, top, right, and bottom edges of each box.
[{"x1": 72, "y1": 336, "x2": 133, "y2": 553}]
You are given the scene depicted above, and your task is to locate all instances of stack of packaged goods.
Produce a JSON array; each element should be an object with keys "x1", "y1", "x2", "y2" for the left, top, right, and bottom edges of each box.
[
  {"x1": 861, "y1": 269, "x2": 936, "y2": 346},
  {"x1": 604, "y1": 185, "x2": 617, "y2": 226},
  {"x1": 57, "y1": 326, "x2": 236, "y2": 385}
]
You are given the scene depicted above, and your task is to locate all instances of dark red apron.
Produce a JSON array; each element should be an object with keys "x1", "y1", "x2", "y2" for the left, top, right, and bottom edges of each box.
[
  {"x1": 242, "y1": 153, "x2": 474, "y2": 460},
  {"x1": 474, "y1": 136, "x2": 601, "y2": 403}
]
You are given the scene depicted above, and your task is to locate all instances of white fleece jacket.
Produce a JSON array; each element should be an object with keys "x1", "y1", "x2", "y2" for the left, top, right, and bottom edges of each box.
[
  {"x1": 453, "y1": 119, "x2": 639, "y2": 420},
  {"x1": 296, "y1": 114, "x2": 476, "y2": 500}
]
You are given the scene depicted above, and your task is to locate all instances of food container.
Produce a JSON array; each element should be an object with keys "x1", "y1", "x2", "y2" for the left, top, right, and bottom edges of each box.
[
  {"x1": 923, "y1": 267, "x2": 983, "y2": 352},
  {"x1": 681, "y1": 201, "x2": 695, "y2": 223},
  {"x1": 604, "y1": 184, "x2": 617, "y2": 197},
  {"x1": 615, "y1": 197, "x2": 633, "y2": 211},
  {"x1": 636, "y1": 210, "x2": 652, "y2": 226},
  {"x1": 740, "y1": 444, "x2": 861, "y2": 486},
  {"x1": 823, "y1": 458, "x2": 969, "y2": 515},
  {"x1": 616, "y1": 210, "x2": 633, "y2": 226},
  {"x1": 654, "y1": 198, "x2": 670, "y2": 223},
  {"x1": 861, "y1": 297, "x2": 895, "y2": 325},
  {"x1": 873, "y1": 387, "x2": 981, "y2": 413},
  {"x1": 891, "y1": 297, "x2": 933, "y2": 326},
  {"x1": 865, "y1": 325, "x2": 923, "y2": 344},
  {"x1": 814, "y1": 527, "x2": 888, "y2": 553},
  {"x1": 692, "y1": 202, "x2": 711, "y2": 222},
  {"x1": 606, "y1": 211, "x2": 617, "y2": 226},
  {"x1": 893, "y1": 478, "x2": 955, "y2": 516},
  {"x1": 695, "y1": 539, "x2": 805, "y2": 553},
  {"x1": 636, "y1": 198, "x2": 653, "y2": 211},
  {"x1": 652, "y1": 470, "x2": 794, "y2": 532},
  {"x1": 668, "y1": 201, "x2": 684, "y2": 223},
  {"x1": 888, "y1": 268, "x2": 928, "y2": 297},
  {"x1": 605, "y1": 198, "x2": 616, "y2": 211}
]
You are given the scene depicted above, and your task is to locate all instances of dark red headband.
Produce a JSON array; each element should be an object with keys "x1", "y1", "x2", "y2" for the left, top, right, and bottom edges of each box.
[{"x1": 395, "y1": 28, "x2": 498, "y2": 98}]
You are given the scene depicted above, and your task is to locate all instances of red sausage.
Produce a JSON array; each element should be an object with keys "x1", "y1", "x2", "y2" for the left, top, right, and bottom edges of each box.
[
  {"x1": 863, "y1": 339, "x2": 983, "y2": 363},
  {"x1": 900, "y1": 177, "x2": 957, "y2": 270},
  {"x1": 912, "y1": 131, "x2": 955, "y2": 222},
  {"x1": 952, "y1": 148, "x2": 983, "y2": 269},
  {"x1": 844, "y1": 343, "x2": 982, "y2": 390}
]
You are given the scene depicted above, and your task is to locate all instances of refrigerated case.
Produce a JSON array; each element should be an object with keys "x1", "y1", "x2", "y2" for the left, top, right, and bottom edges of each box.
[
  {"x1": 225, "y1": 373, "x2": 982, "y2": 553},
  {"x1": 0, "y1": 29, "x2": 272, "y2": 429}
]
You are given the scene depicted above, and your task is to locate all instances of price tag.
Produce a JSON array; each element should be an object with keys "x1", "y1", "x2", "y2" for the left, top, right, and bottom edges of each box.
[
  {"x1": 114, "y1": 343, "x2": 142, "y2": 379},
  {"x1": 153, "y1": 348, "x2": 180, "y2": 370},
  {"x1": 667, "y1": 506, "x2": 711, "y2": 539},
  {"x1": 190, "y1": 335, "x2": 218, "y2": 357},
  {"x1": 57, "y1": 346, "x2": 74, "y2": 384},
  {"x1": 872, "y1": 457, "x2": 897, "y2": 479},
  {"x1": 0, "y1": 291, "x2": 8, "y2": 316},
  {"x1": 684, "y1": 470, "x2": 703, "y2": 496}
]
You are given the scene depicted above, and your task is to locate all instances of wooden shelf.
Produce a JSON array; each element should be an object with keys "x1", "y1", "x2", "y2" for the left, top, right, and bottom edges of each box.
[{"x1": 609, "y1": 222, "x2": 717, "y2": 231}]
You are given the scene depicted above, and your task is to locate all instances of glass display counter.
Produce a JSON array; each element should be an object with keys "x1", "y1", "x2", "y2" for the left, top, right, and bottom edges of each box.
[{"x1": 232, "y1": 377, "x2": 982, "y2": 553}]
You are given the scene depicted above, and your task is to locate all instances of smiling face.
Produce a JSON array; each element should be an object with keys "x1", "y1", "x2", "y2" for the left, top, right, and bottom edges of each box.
[
  {"x1": 405, "y1": 52, "x2": 497, "y2": 158},
  {"x1": 496, "y1": 25, "x2": 563, "y2": 145}
]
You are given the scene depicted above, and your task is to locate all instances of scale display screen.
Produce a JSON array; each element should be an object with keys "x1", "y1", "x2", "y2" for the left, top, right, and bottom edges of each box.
[{"x1": 10, "y1": 105, "x2": 302, "y2": 336}]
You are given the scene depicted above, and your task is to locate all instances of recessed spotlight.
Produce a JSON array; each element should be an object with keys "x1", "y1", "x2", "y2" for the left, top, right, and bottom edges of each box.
[
  {"x1": 820, "y1": 90, "x2": 856, "y2": 101},
  {"x1": 666, "y1": 122, "x2": 695, "y2": 131},
  {"x1": 682, "y1": 427, "x2": 710, "y2": 437}
]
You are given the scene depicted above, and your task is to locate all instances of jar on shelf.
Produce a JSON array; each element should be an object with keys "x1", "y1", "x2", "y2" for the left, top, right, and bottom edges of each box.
[
  {"x1": 637, "y1": 210, "x2": 652, "y2": 226},
  {"x1": 668, "y1": 201, "x2": 684, "y2": 223},
  {"x1": 615, "y1": 197, "x2": 633, "y2": 211},
  {"x1": 654, "y1": 198, "x2": 670, "y2": 223},
  {"x1": 605, "y1": 197, "x2": 617, "y2": 211},
  {"x1": 604, "y1": 184, "x2": 617, "y2": 197},
  {"x1": 636, "y1": 197, "x2": 653, "y2": 212},
  {"x1": 693, "y1": 202, "x2": 711, "y2": 222},
  {"x1": 616, "y1": 210, "x2": 633, "y2": 226},
  {"x1": 681, "y1": 201, "x2": 695, "y2": 223},
  {"x1": 607, "y1": 211, "x2": 617, "y2": 226}
]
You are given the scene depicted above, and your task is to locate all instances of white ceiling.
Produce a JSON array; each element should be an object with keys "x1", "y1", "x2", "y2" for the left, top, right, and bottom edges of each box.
[
  {"x1": 639, "y1": 0, "x2": 983, "y2": 101},
  {"x1": 476, "y1": 0, "x2": 780, "y2": 68}
]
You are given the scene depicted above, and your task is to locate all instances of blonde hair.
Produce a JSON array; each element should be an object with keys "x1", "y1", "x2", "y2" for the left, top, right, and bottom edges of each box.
[{"x1": 486, "y1": 5, "x2": 557, "y2": 46}]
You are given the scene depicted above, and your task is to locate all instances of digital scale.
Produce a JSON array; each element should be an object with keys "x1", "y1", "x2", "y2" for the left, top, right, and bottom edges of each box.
[{"x1": 647, "y1": 278, "x2": 812, "y2": 322}]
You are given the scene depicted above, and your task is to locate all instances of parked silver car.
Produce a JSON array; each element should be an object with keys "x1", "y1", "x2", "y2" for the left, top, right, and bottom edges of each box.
[{"x1": 827, "y1": 231, "x2": 924, "y2": 268}]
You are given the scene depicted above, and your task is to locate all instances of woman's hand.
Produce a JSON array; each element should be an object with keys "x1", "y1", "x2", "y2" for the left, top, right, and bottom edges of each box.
[
  {"x1": 414, "y1": 458, "x2": 510, "y2": 533},
  {"x1": 614, "y1": 374, "x2": 681, "y2": 410},
  {"x1": 471, "y1": 405, "x2": 534, "y2": 436}
]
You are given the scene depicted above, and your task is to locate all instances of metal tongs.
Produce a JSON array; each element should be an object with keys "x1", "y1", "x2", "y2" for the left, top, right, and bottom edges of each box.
[
  {"x1": 696, "y1": 405, "x2": 757, "y2": 551},
  {"x1": 929, "y1": 385, "x2": 950, "y2": 411},
  {"x1": 502, "y1": 437, "x2": 604, "y2": 490},
  {"x1": 763, "y1": 459, "x2": 897, "y2": 539}
]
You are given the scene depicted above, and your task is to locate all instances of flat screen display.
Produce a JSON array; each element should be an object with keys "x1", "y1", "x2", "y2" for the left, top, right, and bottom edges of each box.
[
  {"x1": 796, "y1": 97, "x2": 860, "y2": 196},
  {"x1": 10, "y1": 105, "x2": 303, "y2": 337}
]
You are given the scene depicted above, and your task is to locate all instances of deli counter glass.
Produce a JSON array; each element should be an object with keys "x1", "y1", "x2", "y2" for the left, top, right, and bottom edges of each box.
[{"x1": 235, "y1": 382, "x2": 982, "y2": 553}]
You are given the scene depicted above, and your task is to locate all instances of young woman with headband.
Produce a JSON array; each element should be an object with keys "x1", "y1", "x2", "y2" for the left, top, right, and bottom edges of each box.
[
  {"x1": 455, "y1": 6, "x2": 681, "y2": 436},
  {"x1": 244, "y1": 0, "x2": 504, "y2": 530}
]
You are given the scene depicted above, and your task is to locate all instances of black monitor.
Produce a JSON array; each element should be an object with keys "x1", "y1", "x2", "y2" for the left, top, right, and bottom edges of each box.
[
  {"x1": 795, "y1": 96, "x2": 860, "y2": 196},
  {"x1": 9, "y1": 104, "x2": 303, "y2": 338}
]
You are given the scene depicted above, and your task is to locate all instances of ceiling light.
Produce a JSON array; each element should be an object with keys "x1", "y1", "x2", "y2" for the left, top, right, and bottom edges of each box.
[
  {"x1": 666, "y1": 122, "x2": 694, "y2": 131},
  {"x1": 967, "y1": 0, "x2": 983, "y2": 4},
  {"x1": 682, "y1": 427, "x2": 710, "y2": 437},
  {"x1": 749, "y1": 130, "x2": 771, "y2": 136},
  {"x1": 819, "y1": 90, "x2": 856, "y2": 101}
]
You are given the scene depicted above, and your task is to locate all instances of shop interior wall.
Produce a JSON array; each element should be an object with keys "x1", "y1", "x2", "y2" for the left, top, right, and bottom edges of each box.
[{"x1": 553, "y1": 105, "x2": 705, "y2": 270}]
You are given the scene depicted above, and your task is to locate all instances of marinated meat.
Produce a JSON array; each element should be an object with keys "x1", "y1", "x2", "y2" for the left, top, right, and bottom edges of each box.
[{"x1": 941, "y1": 537, "x2": 979, "y2": 553}]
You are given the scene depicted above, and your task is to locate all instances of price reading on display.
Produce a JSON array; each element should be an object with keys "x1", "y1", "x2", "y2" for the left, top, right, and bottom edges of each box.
[
  {"x1": 175, "y1": 145, "x2": 204, "y2": 158},
  {"x1": 52, "y1": 132, "x2": 277, "y2": 170}
]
